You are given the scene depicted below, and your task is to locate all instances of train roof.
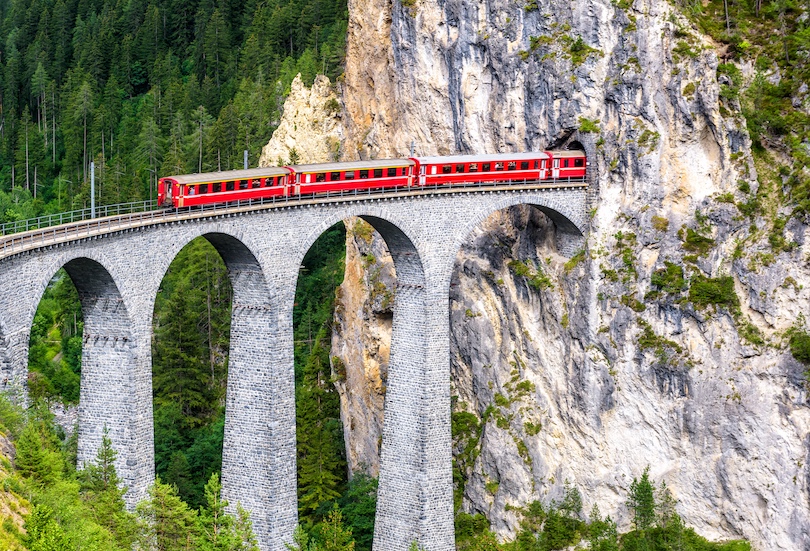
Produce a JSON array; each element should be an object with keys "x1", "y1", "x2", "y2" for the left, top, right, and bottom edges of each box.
[
  {"x1": 413, "y1": 151, "x2": 551, "y2": 164},
  {"x1": 551, "y1": 149, "x2": 587, "y2": 158},
  {"x1": 161, "y1": 167, "x2": 290, "y2": 184},
  {"x1": 290, "y1": 159, "x2": 414, "y2": 173}
]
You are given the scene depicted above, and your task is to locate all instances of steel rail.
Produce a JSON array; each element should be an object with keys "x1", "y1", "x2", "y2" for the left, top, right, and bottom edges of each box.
[{"x1": 0, "y1": 178, "x2": 587, "y2": 261}]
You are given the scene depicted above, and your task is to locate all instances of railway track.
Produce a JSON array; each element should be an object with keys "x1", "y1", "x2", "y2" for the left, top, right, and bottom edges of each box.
[{"x1": 0, "y1": 178, "x2": 587, "y2": 261}]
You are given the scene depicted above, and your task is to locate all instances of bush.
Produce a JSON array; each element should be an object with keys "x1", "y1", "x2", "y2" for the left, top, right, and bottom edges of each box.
[
  {"x1": 650, "y1": 262, "x2": 686, "y2": 295},
  {"x1": 689, "y1": 275, "x2": 738, "y2": 309},
  {"x1": 789, "y1": 330, "x2": 810, "y2": 365},
  {"x1": 682, "y1": 228, "x2": 715, "y2": 255},
  {"x1": 578, "y1": 117, "x2": 600, "y2": 133}
]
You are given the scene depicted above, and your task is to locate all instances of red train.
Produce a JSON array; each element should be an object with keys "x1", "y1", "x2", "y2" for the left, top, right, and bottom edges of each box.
[{"x1": 157, "y1": 150, "x2": 587, "y2": 209}]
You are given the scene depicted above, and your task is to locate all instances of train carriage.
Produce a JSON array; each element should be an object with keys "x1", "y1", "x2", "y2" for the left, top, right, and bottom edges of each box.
[
  {"x1": 288, "y1": 159, "x2": 415, "y2": 195},
  {"x1": 547, "y1": 150, "x2": 587, "y2": 179},
  {"x1": 158, "y1": 167, "x2": 291, "y2": 208},
  {"x1": 412, "y1": 151, "x2": 553, "y2": 187}
]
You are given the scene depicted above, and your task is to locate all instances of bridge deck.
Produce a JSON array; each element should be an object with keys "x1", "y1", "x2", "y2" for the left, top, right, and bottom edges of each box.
[{"x1": 0, "y1": 179, "x2": 586, "y2": 261}]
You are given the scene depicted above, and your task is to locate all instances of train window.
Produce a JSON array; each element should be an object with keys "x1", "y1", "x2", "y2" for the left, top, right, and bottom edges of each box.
[
  {"x1": 564, "y1": 160, "x2": 570, "y2": 167},
  {"x1": 507, "y1": 162, "x2": 516, "y2": 170},
  {"x1": 469, "y1": 163, "x2": 478, "y2": 172},
  {"x1": 315, "y1": 173, "x2": 326, "y2": 182},
  {"x1": 442, "y1": 165, "x2": 452, "y2": 174},
  {"x1": 198, "y1": 184, "x2": 208, "y2": 194},
  {"x1": 250, "y1": 179, "x2": 259, "y2": 188},
  {"x1": 187, "y1": 186, "x2": 195, "y2": 196},
  {"x1": 482, "y1": 163, "x2": 490, "y2": 171},
  {"x1": 374, "y1": 169, "x2": 383, "y2": 178},
  {"x1": 213, "y1": 183, "x2": 222, "y2": 193},
  {"x1": 521, "y1": 161, "x2": 529, "y2": 170},
  {"x1": 495, "y1": 162, "x2": 504, "y2": 171},
  {"x1": 345, "y1": 171, "x2": 355, "y2": 180},
  {"x1": 359, "y1": 170, "x2": 369, "y2": 179},
  {"x1": 226, "y1": 181, "x2": 235, "y2": 191},
  {"x1": 455, "y1": 164, "x2": 464, "y2": 173},
  {"x1": 574, "y1": 158, "x2": 584, "y2": 167},
  {"x1": 239, "y1": 180, "x2": 249, "y2": 189},
  {"x1": 387, "y1": 167, "x2": 397, "y2": 177},
  {"x1": 541, "y1": 160, "x2": 547, "y2": 169}
]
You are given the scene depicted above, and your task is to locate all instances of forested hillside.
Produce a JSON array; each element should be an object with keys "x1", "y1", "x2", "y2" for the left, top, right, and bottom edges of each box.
[{"x1": 0, "y1": 0, "x2": 347, "y2": 221}]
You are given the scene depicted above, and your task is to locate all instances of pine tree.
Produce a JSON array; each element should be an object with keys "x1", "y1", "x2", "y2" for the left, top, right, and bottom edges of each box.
[
  {"x1": 14, "y1": 416, "x2": 62, "y2": 485},
  {"x1": 196, "y1": 472, "x2": 260, "y2": 551},
  {"x1": 136, "y1": 478, "x2": 199, "y2": 551},
  {"x1": 314, "y1": 506, "x2": 354, "y2": 551},
  {"x1": 22, "y1": 505, "x2": 71, "y2": 551},
  {"x1": 627, "y1": 466, "x2": 656, "y2": 531},
  {"x1": 79, "y1": 426, "x2": 138, "y2": 548}
]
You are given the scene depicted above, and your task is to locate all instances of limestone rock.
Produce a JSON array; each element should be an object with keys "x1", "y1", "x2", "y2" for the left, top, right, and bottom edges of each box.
[
  {"x1": 262, "y1": 0, "x2": 810, "y2": 547},
  {"x1": 330, "y1": 218, "x2": 394, "y2": 477},
  {"x1": 258, "y1": 74, "x2": 344, "y2": 166}
]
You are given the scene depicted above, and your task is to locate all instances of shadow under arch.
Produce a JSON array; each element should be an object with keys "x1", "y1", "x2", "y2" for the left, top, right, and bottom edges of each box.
[
  {"x1": 448, "y1": 196, "x2": 586, "y2": 290},
  {"x1": 152, "y1": 230, "x2": 284, "y2": 551},
  {"x1": 292, "y1": 213, "x2": 441, "y2": 550}
]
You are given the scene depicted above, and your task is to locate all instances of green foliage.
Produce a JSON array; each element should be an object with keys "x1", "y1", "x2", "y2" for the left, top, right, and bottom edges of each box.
[
  {"x1": 563, "y1": 250, "x2": 586, "y2": 273},
  {"x1": 637, "y1": 321, "x2": 682, "y2": 366},
  {"x1": 651, "y1": 215, "x2": 669, "y2": 232},
  {"x1": 578, "y1": 117, "x2": 600, "y2": 133},
  {"x1": 22, "y1": 505, "x2": 71, "y2": 551},
  {"x1": 508, "y1": 260, "x2": 554, "y2": 291},
  {"x1": 621, "y1": 295, "x2": 646, "y2": 312},
  {"x1": 78, "y1": 427, "x2": 138, "y2": 549},
  {"x1": 452, "y1": 410, "x2": 483, "y2": 511},
  {"x1": 136, "y1": 477, "x2": 199, "y2": 550},
  {"x1": 312, "y1": 506, "x2": 355, "y2": 551},
  {"x1": 15, "y1": 409, "x2": 64, "y2": 486},
  {"x1": 337, "y1": 474, "x2": 377, "y2": 551},
  {"x1": 683, "y1": 228, "x2": 714, "y2": 256},
  {"x1": 152, "y1": 238, "x2": 232, "y2": 507},
  {"x1": 789, "y1": 329, "x2": 810, "y2": 365},
  {"x1": 649, "y1": 262, "x2": 686, "y2": 296},
  {"x1": 196, "y1": 473, "x2": 260, "y2": 551},
  {"x1": 27, "y1": 271, "x2": 83, "y2": 404},
  {"x1": 688, "y1": 275, "x2": 739, "y2": 310},
  {"x1": 569, "y1": 36, "x2": 602, "y2": 66}
]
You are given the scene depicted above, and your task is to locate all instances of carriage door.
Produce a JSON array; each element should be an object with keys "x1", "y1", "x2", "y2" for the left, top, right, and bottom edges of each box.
[
  {"x1": 552, "y1": 158, "x2": 560, "y2": 179},
  {"x1": 419, "y1": 165, "x2": 426, "y2": 186},
  {"x1": 295, "y1": 174, "x2": 302, "y2": 195}
]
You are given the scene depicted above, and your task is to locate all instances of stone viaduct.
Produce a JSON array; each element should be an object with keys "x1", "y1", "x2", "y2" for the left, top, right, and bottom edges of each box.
[{"x1": 0, "y1": 185, "x2": 587, "y2": 551}]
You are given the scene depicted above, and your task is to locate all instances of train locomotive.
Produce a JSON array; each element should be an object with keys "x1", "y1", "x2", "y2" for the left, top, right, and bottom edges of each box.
[{"x1": 157, "y1": 150, "x2": 587, "y2": 209}]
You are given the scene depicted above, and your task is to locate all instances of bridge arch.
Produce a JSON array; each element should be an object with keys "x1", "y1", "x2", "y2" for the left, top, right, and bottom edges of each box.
[
  {"x1": 21, "y1": 252, "x2": 145, "y2": 504},
  {"x1": 441, "y1": 193, "x2": 587, "y2": 293},
  {"x1": 149, "y1": 228, "x2": 287, "y2": 550},
  {"x1": 293, "y1": 208, "x2": 445, "y2": 550}
]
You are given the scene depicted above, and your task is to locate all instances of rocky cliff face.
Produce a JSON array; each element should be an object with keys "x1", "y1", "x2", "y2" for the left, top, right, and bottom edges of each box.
[{"x1": 265, "y1": 0, "x2": 810, "y2": 547}]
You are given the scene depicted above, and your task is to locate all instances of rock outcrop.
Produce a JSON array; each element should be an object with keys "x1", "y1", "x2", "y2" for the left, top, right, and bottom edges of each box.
[
  {"x1": 330, "y1": 219, "x2": 395, "y2": 478},
  {"x1": 258, "y1": 74, "x2": 344, "y2": 166},
  {"x1": 265, "y1": 0, "x2": 810, "y2": 547}
]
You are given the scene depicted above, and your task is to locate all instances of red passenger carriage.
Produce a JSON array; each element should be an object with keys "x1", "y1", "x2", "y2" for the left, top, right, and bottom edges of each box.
[{"x1": 157, "y1": 150, "x2": 587, "y2": 209}]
